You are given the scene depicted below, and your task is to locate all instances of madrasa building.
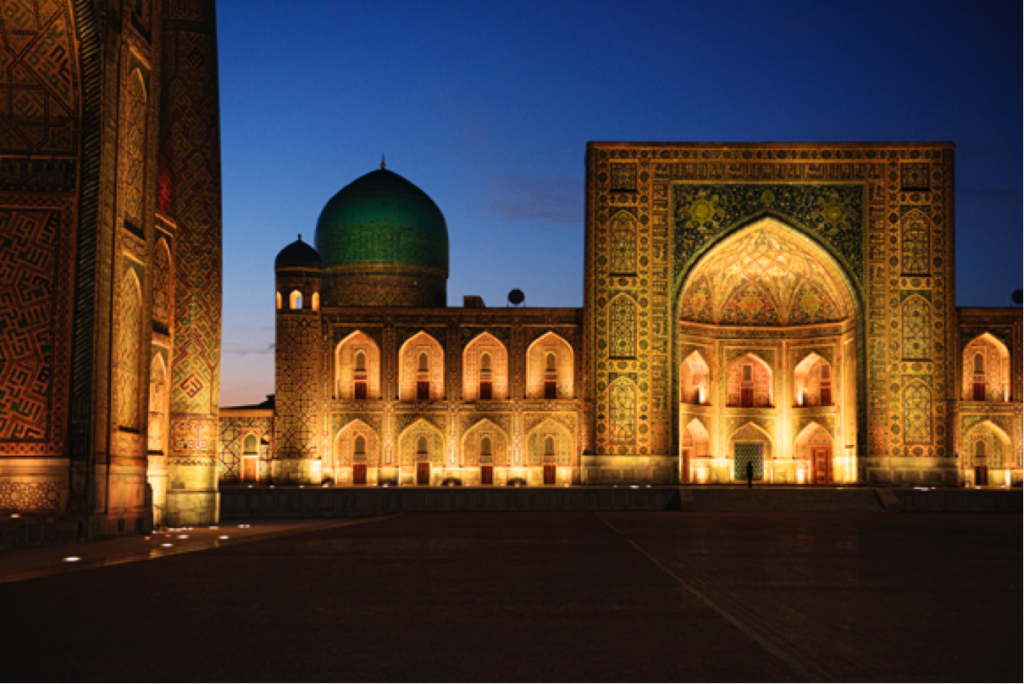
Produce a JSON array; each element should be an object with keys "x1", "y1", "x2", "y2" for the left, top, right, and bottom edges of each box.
[
  {"x1": 218, "y1": 145, "x2": 1023, "y2": 497},
  {"x1": 1, "y1": 1, "x2": 1021, "y2": 533}
]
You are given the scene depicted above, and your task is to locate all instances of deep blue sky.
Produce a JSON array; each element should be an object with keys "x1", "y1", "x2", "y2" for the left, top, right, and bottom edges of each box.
[{"x1": 217, "y1": 0, "x2": 1022, "y2": 406}]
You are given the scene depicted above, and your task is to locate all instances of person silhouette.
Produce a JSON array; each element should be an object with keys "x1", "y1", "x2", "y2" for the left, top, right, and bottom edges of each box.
[{"x1": 746, "y1": 461, "x2": 754, "y2": 489}]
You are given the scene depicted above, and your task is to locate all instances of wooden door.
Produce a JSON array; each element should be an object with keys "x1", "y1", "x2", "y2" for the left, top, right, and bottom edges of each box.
[
  {"x1": 812, "y1": 448, "x2": 831, "y2": 485},
  {"x1": 543, "y1": 465, "x2": 556, "y2": 485},
  {"x1": 481, "y1": 466, "x2": 493, "y2": 486},
  {"x1": 242, "y1": 458, "x2": 257, "y2": 483},
  {"x1": 353, "y1": 464, "x2": 367, "y2": 486},
  {"x1": 975, "y1": 466, "x2": 988, "y2": 487},
  {"x1": 416, "y1": 462, "x2": 431, "y2": 486},
  {"x1": 681, "y1": 448, "x2": 692, "y2": 484},
  {"x1": 740, "y1": 387, "x2": 754, "y2": 408}
]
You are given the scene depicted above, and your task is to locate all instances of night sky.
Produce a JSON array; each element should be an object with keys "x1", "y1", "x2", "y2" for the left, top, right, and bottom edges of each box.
[{"x1": 217, "y1": 0, "x2": 1022, "y2": 406}]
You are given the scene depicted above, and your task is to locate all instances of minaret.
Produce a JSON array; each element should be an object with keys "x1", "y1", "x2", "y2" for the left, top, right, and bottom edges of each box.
[
  {"x1": 159, "y1": 0, "x2": 223, "y2": 525},
  {"x1": 273, "y1": 236, "x2": 325, "y2": 484}
]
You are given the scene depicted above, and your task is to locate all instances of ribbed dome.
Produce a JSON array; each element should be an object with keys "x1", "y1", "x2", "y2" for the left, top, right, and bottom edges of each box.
[
  {"x1": 275, "y1": 235, "x2": 323, "y2": 270},
  {"x1": 314, "y1": 168, "x2": 449, "y2": 274}
]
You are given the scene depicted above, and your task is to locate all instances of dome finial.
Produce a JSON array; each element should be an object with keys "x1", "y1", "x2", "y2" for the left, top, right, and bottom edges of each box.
[
  {"x1": 381, "y1": 154, "x2": 386, "y2": 170},
  {"x1": 298, "y1": 233, "x2": 303, "y2": 242}
]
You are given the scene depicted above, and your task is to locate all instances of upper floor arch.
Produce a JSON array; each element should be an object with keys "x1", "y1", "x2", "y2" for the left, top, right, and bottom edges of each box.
[{"x1": 526, "y1": 332, "x2": 574, "y2": 400}]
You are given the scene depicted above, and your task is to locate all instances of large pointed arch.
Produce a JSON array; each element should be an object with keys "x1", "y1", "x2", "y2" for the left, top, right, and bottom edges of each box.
[{"x1": 676, "y1": 218, "x2": 859, "y2": 327}]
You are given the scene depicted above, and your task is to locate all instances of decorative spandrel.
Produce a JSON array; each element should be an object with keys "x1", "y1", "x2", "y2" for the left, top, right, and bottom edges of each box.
[{"x1": 672, "y1": 183, "x2": 865, "y2": 291}]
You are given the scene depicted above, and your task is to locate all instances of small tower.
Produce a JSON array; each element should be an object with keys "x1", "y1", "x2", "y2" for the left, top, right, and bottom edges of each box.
[{"x1": 273, "y1": 236, "x2": 324, "y2": 484}]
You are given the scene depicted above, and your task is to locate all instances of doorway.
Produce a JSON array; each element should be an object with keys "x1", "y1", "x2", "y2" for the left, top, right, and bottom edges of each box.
[
  {"x1": 481, "y1": 465, "x2": 493, "y2": 486},
  {"x1": 974, "y1": 466, "x2": 989, "y2": 487},
  {"x1": 353, "y1": 463, "x2": 367, "y2": 486},
  {"x1": 242, "y1": 457, "x2": 258, "y2": 483},
  {"x1": 733, "y1": 443, "x2": 764, "y2": 482},
  {"x1": 416, "y1": 462, "x2": 431, "y2": 486},
  {"x1": 811, "y1": 448, "x2": 832, "y2": 485},
  {"x1": 543, "y1": 465, "x2": 556, "y2": 485}
]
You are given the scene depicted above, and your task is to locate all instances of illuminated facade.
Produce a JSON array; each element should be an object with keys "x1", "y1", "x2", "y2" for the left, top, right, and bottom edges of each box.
[
  {"x1": 583, "y1": 143, "x2": 1021, "y2": 487},
  {"x1": 219, "y1": 144, "x2": 1021, "y2": 490},
  {"x1": 0, "y1": 0, "x2": 223, "y2": 530},
  {"x1": 220, "y1": 167, "x2": 585, "y2": 487},
  {"x1": 1, "y1": 4, "x2": 1020, "y2": 536}
]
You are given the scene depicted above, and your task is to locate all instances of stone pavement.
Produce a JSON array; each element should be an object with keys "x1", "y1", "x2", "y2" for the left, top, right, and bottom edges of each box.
[{"x1": 1, "y1": 512, "x2": 1019, "y2": 682}]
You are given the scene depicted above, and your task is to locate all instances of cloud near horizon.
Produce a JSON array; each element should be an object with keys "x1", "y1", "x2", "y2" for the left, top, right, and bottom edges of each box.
[{"x1": 486, "y1": 175, "x2": 583, "y2": 226}]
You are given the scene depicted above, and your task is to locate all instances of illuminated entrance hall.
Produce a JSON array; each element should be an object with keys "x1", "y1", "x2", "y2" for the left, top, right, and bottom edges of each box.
[{"x1": 676, "y1": 219, "x2": 859, "y2": 485}]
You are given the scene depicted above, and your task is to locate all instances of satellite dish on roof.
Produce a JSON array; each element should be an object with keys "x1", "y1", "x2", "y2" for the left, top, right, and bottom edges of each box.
[
  {"x1": 507, "y1": 289, "x2": 525, "y2": 307},
  {"x1": 1013, "y1": 290, "x2": 1023, "y2": 306}
]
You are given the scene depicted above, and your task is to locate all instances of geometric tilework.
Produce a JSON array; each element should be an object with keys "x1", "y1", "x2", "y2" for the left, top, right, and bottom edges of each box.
[
  {"x1": 0, "y1": 480, "x2": 63, "y2": 511},
  {"x1": 672, "y1": 183, "x2": 865, "y2": 289},
  {"x1": 275, "y1": 316, "x2": 320, "y2": 459},
  {"x1": 0, "y1": 209, "x2": 59, "y2": 441},
  {"x1": 161, "y1": 10, "x2": 222, "y2": 421},
  {"x1": 0, "y1": 0, "x2": 78, "y2": 155},
  {"x1": 218, "y1": 416, "x2": 273, "y2": 482}
]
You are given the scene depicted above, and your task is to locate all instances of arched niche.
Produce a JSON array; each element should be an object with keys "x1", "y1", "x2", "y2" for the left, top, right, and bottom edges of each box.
[
  {"x1": 336, "y1": 331, "x2": 381, "y2": 401},
  {"x1": 525, "y1": 420, "x2": 574, "y2": 468},
  {"x1": 794, "y1": 353, "x2": 834, "y2": 408},
  {"x1": 680, "y1": 351, "x2": 710, "y2": 405},
  {"x1": 399, "y1": 332, "x2": 445, "y2": 402},
  {"x1": 526, "y1": 332, "x2": 574, "y2": 400},
  {"x1": 335, "y1": 420, "x2": 380, "y2": 468},
  {"x1": 462, "y1": 420, "x2": 509, "y2": 468},
  {"x1": 726, "y1": 354, "x2": 773, "y2": 408},
  {"x1": 398, "y1": 420, "x2": 446, "y2": 468},
  {"x1": 463, "y1": 333, "x2": 509, "y2": 402},
  {"x1": 962, "y1": 333, "x2": 1010, "y2": 403}
]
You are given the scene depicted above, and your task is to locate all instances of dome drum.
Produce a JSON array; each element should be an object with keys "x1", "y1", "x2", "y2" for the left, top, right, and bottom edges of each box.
[{"x1": 323, "y1": 263, "x2": 447, "y2": 308}]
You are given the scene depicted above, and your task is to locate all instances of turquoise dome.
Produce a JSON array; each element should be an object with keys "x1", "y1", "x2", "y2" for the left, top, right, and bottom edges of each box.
[
  {"x1": 274, "y1": 235, "x2": 323, "y2": 270},
  {"x1": 314, "y1": 168, "x2": 449, "y2": 274}
]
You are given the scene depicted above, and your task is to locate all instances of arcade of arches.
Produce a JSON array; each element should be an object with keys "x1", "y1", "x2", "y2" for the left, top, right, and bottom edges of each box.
[{"x1": 216, "y1": 144, "x2": 1023, "y2": 491}]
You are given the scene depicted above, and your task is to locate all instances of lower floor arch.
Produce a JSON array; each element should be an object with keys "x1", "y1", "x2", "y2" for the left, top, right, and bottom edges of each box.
[{"x1": 961, "y1": 420, "x2": 1014, "y2": 488}]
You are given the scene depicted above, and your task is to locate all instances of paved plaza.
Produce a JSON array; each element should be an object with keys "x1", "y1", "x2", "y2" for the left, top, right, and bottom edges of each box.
[{"x1": 2, "y1": 512, "x2": 1020, "y2": 682}]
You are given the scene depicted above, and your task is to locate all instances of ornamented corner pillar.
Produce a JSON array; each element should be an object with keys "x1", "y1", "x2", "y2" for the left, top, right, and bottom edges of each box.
[{"x1": 160, "y1": 0, "x2": 222, "y2": 525}]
